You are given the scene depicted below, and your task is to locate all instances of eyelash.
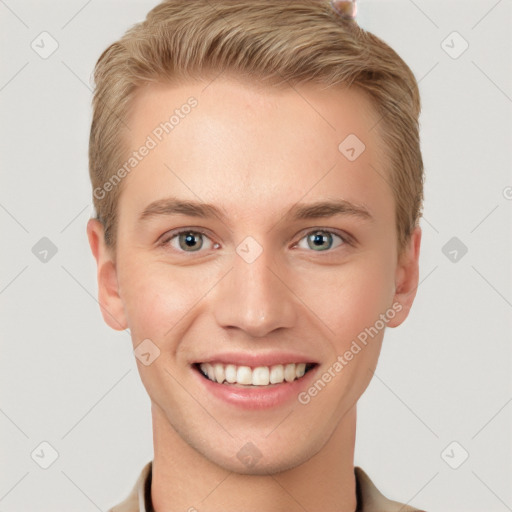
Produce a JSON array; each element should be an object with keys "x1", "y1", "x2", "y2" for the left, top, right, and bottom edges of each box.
[{"x1": 158, "y1": 228, "x2": 353, "y2": 255}]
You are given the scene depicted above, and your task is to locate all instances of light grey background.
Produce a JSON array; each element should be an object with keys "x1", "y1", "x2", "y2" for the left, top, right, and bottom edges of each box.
[{"x1": 1, "y1": 0, "x2": 511, "y2": 510}]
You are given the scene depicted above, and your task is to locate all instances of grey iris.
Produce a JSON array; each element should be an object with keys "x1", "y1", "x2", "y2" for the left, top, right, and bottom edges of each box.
[
  {"x1": 308, "y1": 231, "x2": 332, "y2": 251},
  {"x1": 179, "y1": 232, "x2": 203, "y2": 251}
]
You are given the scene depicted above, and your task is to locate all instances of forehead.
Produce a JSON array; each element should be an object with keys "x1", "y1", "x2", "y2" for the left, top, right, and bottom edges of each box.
[{"x1": 118, "y1": 76, "x2": 392, "y2": 227}]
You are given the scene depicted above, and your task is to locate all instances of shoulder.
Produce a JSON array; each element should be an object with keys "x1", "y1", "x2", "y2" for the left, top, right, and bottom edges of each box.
[
  {"x1": 355, "y1": 466, "x2": 427, "y2": 512},
  {"x1": 107, "y1": 461, "x2": 152, "y2": 512}
]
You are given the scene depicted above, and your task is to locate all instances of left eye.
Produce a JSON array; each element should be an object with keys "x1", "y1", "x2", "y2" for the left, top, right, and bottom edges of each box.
[{"x1": 296, "y1": 230, "x2": 346, "y2": 252}]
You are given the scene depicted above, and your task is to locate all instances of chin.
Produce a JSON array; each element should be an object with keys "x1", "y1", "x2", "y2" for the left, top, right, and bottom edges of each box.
[
  {"x1": 210, "y1": 447, "x2": 316, "y2": 476},
  {"x1": 187, "y1": 428, "x2": 326, "y2": 477}
]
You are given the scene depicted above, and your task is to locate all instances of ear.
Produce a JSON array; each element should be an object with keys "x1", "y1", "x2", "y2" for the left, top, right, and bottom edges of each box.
[
  {"x1": 387, "y1": 226, "x2": 422, "y2": 328},
  {"x1": 87, "y1": 218, "x2": 128, "y2": 331}
]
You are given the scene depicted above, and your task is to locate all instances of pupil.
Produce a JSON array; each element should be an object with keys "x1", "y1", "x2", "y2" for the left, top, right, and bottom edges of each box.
[
  {"x1": 181, "y1": 232, "x2": 202, "y2": 250},
  {"x1": 309, "y1": 231, "x2": 331, "y2": 251}
]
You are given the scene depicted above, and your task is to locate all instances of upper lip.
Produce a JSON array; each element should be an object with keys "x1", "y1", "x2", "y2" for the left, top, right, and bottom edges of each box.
[{"x1": 193, "y1": 352, "x2": 318, "y2": 367}]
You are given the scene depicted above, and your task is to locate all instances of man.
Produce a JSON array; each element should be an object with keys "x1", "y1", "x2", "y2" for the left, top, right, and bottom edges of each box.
[{"x1": 87, "y1": 1, "x2": 426, "y2": 510}]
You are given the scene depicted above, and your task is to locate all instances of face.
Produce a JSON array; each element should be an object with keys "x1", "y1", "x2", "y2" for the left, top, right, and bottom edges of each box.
[{"x1": 88, "y1": 76, "x2": 421, "y2": 475}]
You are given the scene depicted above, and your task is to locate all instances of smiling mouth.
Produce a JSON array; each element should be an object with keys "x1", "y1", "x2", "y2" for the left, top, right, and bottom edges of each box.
[{"x1": 195, "y1": 362, "x2": 317, "y2": 387}]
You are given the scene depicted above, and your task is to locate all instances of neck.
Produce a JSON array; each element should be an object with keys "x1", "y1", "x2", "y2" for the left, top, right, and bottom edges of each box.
[{"x1": 150, "y1": 405, "x2": 358, "y2": 512}]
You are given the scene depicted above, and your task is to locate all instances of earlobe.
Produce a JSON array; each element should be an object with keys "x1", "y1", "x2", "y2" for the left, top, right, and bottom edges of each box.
[
  {"x1": 387, "y1": 226, "x2": 422, "y2": 328},
  {"x1": 86, "y1": 219, "x2": 128, "y2": 331}
]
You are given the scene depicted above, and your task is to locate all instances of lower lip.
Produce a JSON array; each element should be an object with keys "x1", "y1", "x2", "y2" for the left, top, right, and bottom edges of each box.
[{"x1": 192, "y1": 365, "x2": 319, "y2": 410}]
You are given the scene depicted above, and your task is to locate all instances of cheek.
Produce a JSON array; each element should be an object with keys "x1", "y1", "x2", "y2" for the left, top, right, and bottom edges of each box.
[
  {"x1": 301, "y1": 256, "x2": 395, "y2": 348},
  {"x1": 116, "y1": 260, "x2": 204, "y2": 346},
  {"x1": 297, "y1": 260, "x2": 393, "y2": 414}
]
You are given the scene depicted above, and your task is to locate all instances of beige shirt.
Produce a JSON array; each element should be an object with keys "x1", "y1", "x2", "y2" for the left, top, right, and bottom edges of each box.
[{"x1": 109, "y1": 461, "x2": 426, "y2": 512}]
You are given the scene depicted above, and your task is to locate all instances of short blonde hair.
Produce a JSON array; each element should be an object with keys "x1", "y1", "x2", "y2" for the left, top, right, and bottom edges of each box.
[{"x1": 89, "y1": 0, "x2": 424, "y2": 256}]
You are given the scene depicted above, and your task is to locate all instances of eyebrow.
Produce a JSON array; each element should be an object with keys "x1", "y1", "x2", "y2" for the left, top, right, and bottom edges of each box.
[{"x1": 138, "y1": 196, "x2": 373, "y2": 224}]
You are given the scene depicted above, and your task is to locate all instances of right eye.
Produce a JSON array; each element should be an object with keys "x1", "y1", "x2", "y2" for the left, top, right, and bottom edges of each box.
[{"x1": 159, "y1": 229, "x2": 220, "y2": 253}]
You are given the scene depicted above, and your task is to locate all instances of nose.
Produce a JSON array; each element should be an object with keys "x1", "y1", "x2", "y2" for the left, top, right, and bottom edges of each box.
[{"x1": 213, "y1": 242, "x2": 297, "y2": 338}]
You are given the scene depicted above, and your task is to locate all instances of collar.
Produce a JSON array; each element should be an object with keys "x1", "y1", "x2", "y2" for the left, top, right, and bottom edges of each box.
[{"x1": 110, "y1": 461, "x2": 425, "y2": 512}]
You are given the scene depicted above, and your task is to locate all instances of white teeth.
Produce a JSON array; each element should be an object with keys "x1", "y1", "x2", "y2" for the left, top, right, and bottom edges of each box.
[
  {"x1": 206, "y1": 364, "x2": 215, "y2": 381},
  {"x1": 198, "y1": 362, "x2": 311, "y2": 386},
  {"x1": 284, "y1": 363, "x2": 296, "y2": 383},
  {"x1": 236, "y1": 366, "x2": 252, "y2": 385},
  {"x1": 252, "y1": 367, "x2": 270, "y2": 386},
  {"x1": 225, "y1": 364, "x2": 237, "y2": 383},
  {"x1": 214, "y1": 364, "x2": 225, "y2": 384},
  {"x1": 296, "y1": 363, "x2": 306, "y2": 378},
  {"x1": 269, "y1": 364, "x2": 284, "y2": 384},
  {"x1": 200, "y1": 363, "x2": 210, "y2": 380}
]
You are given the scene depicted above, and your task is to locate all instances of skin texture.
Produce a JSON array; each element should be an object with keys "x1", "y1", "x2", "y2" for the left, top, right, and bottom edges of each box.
[{"x1": 87, "y1": 76, "x2": 421, "y2": 512}]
